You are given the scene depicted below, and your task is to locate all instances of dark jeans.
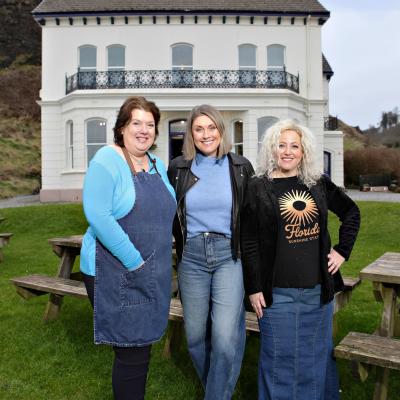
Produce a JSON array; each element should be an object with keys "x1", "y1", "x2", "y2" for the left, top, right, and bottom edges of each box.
[{"x1": 83, "y1": 273, "x2": 152, "y2": 400}]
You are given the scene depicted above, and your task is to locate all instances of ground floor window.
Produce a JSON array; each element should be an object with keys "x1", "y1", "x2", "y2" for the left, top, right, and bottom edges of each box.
[
  {"x1": 232, "y1": 120, "x2": 243, "y2": 155},
  {"x1": 86, "y1": 118, "x2": 107, "y2": 164}
]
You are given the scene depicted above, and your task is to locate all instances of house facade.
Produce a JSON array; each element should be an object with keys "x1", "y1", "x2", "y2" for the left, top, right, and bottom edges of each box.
[{"x1": 33, "y1": 0, "x2": 343, "y2": 202}]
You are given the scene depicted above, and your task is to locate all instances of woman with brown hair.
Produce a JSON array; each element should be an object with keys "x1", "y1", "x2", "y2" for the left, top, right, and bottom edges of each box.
[{"x1": 80, "y1": 96, "x2": 175, "y2": 400}]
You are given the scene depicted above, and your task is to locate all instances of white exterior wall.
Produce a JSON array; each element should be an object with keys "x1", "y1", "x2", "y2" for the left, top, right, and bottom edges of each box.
[{"x1": 38, "y1": 14, "x2": 343, "y2": 201}]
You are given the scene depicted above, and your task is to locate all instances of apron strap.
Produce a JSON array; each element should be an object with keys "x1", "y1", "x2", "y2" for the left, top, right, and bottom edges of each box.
[{"x1": 121, "y1": 146, "x2": 138, "y2": 175}]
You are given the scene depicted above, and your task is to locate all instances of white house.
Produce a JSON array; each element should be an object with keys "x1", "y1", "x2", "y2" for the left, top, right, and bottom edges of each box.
[{"x1": 32, "y1": 0, "x2": 343, "y2": 202}]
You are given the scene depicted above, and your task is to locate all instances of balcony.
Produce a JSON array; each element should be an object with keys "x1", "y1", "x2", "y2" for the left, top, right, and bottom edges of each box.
[{"x1": 65, "y1": 69, "x2": 299, "y2": 94}]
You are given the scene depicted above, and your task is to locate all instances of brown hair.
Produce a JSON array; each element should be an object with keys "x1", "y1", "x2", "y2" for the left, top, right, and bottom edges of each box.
[
  {"x1": 182, "y1": 104, "x2": 232, "y2": 160},
  {"x1": 113, "y1": 96, "x2": 160, "y2": 146}
]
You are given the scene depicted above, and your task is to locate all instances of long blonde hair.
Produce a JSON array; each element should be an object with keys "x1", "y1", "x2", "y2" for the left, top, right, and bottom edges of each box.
[{"x1": 256, "y1": 119, "x2": 322, "y2": 187}]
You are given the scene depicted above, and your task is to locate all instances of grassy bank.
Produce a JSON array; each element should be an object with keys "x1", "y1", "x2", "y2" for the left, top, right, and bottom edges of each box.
[{"x1": 0, "y1": 202, "x2": 399, "y2": 399}]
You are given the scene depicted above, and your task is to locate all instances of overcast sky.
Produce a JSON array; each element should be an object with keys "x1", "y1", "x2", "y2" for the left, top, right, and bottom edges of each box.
[{"x1": 320, "y1": 0, "x2": 400, "y2": 129}]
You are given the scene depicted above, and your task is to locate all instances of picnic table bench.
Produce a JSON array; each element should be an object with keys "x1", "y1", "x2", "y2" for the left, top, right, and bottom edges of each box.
[
  {"x1": 0, "y1": 232, "x2": 13, "y2": 262},
  {"x1": 10, "y1": 235, "x2": 361, "y2": 355},
  {"x1": 334, "y1": 252, "x2": 400, "y2": 400}
]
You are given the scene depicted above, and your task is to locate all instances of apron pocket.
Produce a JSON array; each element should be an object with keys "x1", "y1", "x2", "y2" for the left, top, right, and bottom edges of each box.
[{"x1": 120, "y1": 251, "x2": 156, "y2": 307}]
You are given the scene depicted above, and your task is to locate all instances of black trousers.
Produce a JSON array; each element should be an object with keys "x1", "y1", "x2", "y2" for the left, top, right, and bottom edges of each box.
[{"x1": 83, "y1": 273, "x2": 152, "y2": 400}]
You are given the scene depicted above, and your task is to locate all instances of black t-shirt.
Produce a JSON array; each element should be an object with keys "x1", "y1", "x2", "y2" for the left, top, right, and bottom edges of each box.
[{"x1": 272, "y1": 176, "x2": 321, "y2": 288}]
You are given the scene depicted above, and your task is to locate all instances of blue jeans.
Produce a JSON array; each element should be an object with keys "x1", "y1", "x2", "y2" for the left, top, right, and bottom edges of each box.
[
  {"x1": 178, "y1": 234, "x2": 246, "y2": 400},
  {"x1": 258, "y1": 285, "x2": 339, "y2": 400}
]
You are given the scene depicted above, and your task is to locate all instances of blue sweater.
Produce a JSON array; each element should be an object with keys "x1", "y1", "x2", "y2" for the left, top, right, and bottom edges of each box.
[
  {"x1": 80, "y1": 146, "x2": 175, "y2": 276},
  {"x1": 186, "y1": 153, "x2": 232, "y2": 238}
]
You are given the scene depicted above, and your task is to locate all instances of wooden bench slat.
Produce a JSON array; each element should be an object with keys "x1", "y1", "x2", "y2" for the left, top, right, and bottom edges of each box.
[
  {"x1": 11, "y1": 274, "x2": 88, "y2": 299},
  {"x1": 335, "y1": 332, "x2": 400, "y2": 371}
]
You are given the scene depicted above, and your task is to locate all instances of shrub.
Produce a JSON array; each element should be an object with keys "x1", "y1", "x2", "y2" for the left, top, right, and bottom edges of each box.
[{"x1": 344, "y1": 147, "x2": 400, "y2": 186}]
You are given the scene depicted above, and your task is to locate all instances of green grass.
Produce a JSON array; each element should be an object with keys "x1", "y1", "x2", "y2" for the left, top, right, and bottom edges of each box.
[{"x1": 0, "y1": 202, "x2": 399, "y2": 399}]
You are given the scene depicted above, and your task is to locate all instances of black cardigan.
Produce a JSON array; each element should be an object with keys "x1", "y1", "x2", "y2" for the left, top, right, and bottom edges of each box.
[{"x1": 240, "y1": 174, "x2": 360, "y2": 306}]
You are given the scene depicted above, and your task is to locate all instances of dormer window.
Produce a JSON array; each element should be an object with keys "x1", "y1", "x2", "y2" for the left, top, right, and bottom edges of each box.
[
  {"x1": 79, "y1": 45, "x2": 97, "y2": 71},
  {"x1": 108, "y1": 45, "x2": 125, "y2": 71},
  {"x1": 171, "y1": 43, "x2": 193, "y2": 70},
  {"x1": 238, "y1": 44, "x2": 256, "y2": 70},
  {"x1": 267, "y1": 44, "x2": 285, "y2": 70}
]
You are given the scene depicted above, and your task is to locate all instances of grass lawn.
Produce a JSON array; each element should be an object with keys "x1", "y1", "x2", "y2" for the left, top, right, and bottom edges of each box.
[{"x1": 0, "y1": 201, "x2": 399, "y2": 399}]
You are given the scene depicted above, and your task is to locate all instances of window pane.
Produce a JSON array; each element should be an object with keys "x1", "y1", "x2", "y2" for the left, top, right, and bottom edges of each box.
[
  {"x1": 234, "y1": 121, "x2": 243, "y2": 143},
  {"x1": 235, "y1": 144, "x2": 243, "y2": 156},
  {"x1": 170, "y1": 119, "x2": 187, "y2": 134},
  {"x1": 87, "y1": 119, "x2": 106, "y2": 143},
  {"x1": 172, "y1": 44, "x2": 193, "y2": 68},
  {"x1": 87, "y1": 145, "x2": 104, "y2": 163},
  {"x1": 69, "y1": 122, "x2": 73, "y2": 145},
  {"x1": 239, "y1": 45, "x2": 256, "y2": 69},
  {"x1": 258, "y1": 117, "x2": 279, "y2": 144},
  {"x1": 79, "y1": 46, "x2": 96, "y2": 70},
  {"x1": 108, "y1": 46, "x2": 125, "y2": 69},
  {"x1": 267, "y1": 45, "x2": 284, "y2": 67}
]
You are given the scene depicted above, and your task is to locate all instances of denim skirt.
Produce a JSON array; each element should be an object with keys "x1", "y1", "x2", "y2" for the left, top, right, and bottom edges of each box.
[{"x1": 258, "y1": 285, "x2": 339, "y2": 400}]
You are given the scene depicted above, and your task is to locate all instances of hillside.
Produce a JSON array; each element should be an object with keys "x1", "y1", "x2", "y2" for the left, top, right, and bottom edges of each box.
[{"x1": 0, "y1": 0, "x2": 41, "y2": 68}]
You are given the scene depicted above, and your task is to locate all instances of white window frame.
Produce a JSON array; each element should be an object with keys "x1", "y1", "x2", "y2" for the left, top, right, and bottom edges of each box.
[
  {"x1": 171, "y1": 43, "x2": 193, "y2": 70},
  {"x1": 257, "y1": 116, "x2": 279, "y2": 150},
  {"x1": 66, "y1": 120, "x2": 74, "y2": 169},
  {"x1": 85, "y1": 118, "x2": 107, "y2": 165},
  {"x1": 78, "y1": 45, "x2": 97, "y2": 72},
  {"x1": 238, "y1": 44, "x2": 257, "y2": 70},
  {"x1": 267, "y1": 44, "x2": 285, "y2": 70},
  {"x1": 107, "y1": 44, "x2": 125, "y2": 71},
  {"x1": 232, "y1": 120, "x2": 244, "y2": 155}
]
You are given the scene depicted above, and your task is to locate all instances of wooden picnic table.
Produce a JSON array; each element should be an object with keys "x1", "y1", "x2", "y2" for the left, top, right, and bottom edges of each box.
[{"x1": 357, "y1": 252, "x2": 400, "y2": 399}]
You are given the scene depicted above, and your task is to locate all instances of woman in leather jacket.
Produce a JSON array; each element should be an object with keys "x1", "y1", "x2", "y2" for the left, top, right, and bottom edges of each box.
[{"x1": 167, "y1": 104, "x2": 254, "y2": 399}]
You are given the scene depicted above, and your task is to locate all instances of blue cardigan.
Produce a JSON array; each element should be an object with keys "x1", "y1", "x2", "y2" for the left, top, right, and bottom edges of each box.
[{"x1": 80, "y1": 146, "x2": 175, "y2": 276}]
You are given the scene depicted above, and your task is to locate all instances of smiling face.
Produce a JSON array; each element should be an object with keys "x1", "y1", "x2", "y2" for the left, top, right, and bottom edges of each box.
[
  {"x1": 275, "y1": 129, "x2": 304, "y2": 177},
  {"x1": 191, "y1": 115, "x2": 221, "y2": 157},
  {"x1": 122, "y1": 109, "x2": 156, "y2": 156}
]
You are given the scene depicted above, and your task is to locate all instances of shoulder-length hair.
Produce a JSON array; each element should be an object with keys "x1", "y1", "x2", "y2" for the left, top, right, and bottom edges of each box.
[
  {"x1": 256, "y1": 119, "x2": 322, "y2": 187},
  {"x1": 113, "y1": 96, "x2": 160, "y2": 147},
  {"x1": 182, "y1": 104, "x2": 232, "y2": 160}
]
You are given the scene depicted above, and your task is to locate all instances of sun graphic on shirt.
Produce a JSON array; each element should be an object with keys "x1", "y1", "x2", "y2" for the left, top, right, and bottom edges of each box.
[{"x1": 279, "y1": 190, "x2": 318, "y2": 226}]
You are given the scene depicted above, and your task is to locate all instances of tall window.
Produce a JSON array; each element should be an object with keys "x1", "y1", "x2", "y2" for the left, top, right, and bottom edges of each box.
[
  {"x1": 324, "y1": 151, "x2": 332, "y2": 177},
  {"x1": 79, "y1": 45, "x2": 97, "y2": 71},
  {"x1": 108, "y1": 45, "x2": 125, "y2": 71},
  {"x1": 267, "y1": 44, "x2": 285, "y2": 70},
  {"x1": 66, "y1": 120, "x2": 74, "y2": 168},
  {"x1": 232, "y1": 120, "x2": 243, "y2": 155},
  {"x1": 86, "y1": 118, "x2": 107, "y2": 164},
  {"x1": 238, "y1": 44, "x2": 256, "y2": 70},
  {"x1": 257, "y1": 117, "x2": 279, "y2": 149},
  {"x1": 171, "y1": 43, "x2": 193, "y2": 70}
]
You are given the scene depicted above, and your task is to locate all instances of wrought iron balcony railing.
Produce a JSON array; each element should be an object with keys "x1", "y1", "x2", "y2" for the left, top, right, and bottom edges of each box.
[
  {"x1": 324, "y1": 116, "x2": 339, "y2": 131},
  {"x1": 65, "y1": 69, "x2": 299, "y2": 94}
]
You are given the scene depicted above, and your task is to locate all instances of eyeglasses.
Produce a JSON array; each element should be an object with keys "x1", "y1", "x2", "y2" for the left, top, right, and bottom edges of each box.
[
  {"x1": 193, "y1": 125, "x2": 218, "y2": 135},
  {"x1": 130, "y1": 119, "x2": 155, "y2": 131}
]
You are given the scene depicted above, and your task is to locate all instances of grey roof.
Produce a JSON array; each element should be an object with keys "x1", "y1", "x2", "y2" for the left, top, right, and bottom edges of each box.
[
  {"x1": 33, "y1": 1, "x2": 329, "y2": 16},
  {"x1": 322, "y1": 54, "x2": 334, "y2": 77}
]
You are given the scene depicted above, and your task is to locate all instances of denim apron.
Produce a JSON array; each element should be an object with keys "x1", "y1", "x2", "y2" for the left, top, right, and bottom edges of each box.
[{"x1": 94, "y1": 148, "x2": 176, "y2": 347}]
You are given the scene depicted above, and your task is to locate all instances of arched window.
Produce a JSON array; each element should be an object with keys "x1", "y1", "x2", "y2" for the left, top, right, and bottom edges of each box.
[
  {"x1": 267, "y1": 44, "x2": 285, "y2": 70},
  {"x1": 66, "y1": 120, "x2": 74, "y2": 168},
  {"x1": 257, "y1": 116, "x2": 279, "y2": 150},
  {"x1": 108, "y1": 45, "x2": 125, "y2": 71},
  {"x1": 238, "y1": 44, "x2": 256, "y2": 70},
  {"x1": 232, "y1": 120, "x2": 243, "y2": 155},
  {"x1": 171, "y1": 43, "x2": 193, "y2": 70},
  {"x1": 79, "y1": 45, "x2": 97, "y2": 71},
  {"x1": 86, "y1": 118, "x2": 107, "y2": 164}
]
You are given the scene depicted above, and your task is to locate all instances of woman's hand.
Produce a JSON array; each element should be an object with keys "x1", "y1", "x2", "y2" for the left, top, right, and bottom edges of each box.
[
  {"x1": 249, "y1": 292, "x2": 266, "y2": 319},
  {"x1": 327, "y1": 248, "x2": 345, "y2": 274}
]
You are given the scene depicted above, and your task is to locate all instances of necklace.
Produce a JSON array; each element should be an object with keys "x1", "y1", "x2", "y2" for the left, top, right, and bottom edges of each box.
[{"x1": 128, "y1": 151, "x2": 147, "y2": 166}]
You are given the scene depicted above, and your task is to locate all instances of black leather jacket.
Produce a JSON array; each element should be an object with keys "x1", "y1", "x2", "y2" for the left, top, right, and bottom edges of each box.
[{"x1": 167, "y1": 152, "x2": 254, "y2": 264}]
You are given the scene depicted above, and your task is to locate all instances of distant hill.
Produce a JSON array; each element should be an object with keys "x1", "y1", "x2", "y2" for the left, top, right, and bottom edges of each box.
[{"x1": 0, "y1": 0, "x2": 41, "y2": 68}]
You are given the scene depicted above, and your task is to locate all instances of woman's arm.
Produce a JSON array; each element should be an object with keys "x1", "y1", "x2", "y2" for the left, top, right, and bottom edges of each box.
[
  {"x1": 83, "y1": 161, "x2": 144, "y2": 270},
  {"x1": 324, "y1": 176, "x2": 361, "y2": 261}
]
